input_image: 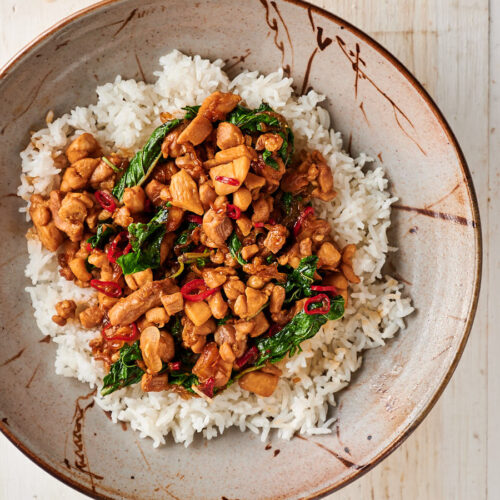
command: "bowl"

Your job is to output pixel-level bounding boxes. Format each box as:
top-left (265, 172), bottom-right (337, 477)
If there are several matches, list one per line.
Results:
top-left (0, 0), bottom-right (481, 498)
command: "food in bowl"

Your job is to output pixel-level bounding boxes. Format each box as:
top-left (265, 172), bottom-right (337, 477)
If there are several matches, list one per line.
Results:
top-left (18, 50), bottom-right (413, 446)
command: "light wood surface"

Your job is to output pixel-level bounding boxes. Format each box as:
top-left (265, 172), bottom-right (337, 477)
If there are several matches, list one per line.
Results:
top-left (0, 1), bottom-right (494, 499)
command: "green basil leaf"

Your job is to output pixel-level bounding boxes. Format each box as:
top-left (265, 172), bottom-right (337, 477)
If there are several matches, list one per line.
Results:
top-left (182, 105), bottom-right (201, 120)
top-left (262, 149), bottom-right (280, 170)
top-left (228, 232), bottom-right (248, 266)
top-left (282, 256), bottom-right (318, 304)
top-left (87, 223), bottom-right (117, 249)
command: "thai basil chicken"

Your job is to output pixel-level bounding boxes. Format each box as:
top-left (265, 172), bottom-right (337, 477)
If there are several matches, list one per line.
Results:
top-left (29, 91), bottom-right (359, 399)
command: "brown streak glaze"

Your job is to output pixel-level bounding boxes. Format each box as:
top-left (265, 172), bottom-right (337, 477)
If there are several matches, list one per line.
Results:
top-left (359, 101), bottom-right (369, 125)
top-left (307, 5), bottom-right (315, 31)
top-left (425, 183), bottom-right (461, 210)
top-left (0, 347), bottom-right (25, 367)
top-left (271, 1), bottom-right (294, 71)
top-left (112, 8), bottom-right (137, 37)
top-left (316, 26), bottom-right (332, 51)
top-left (296, 435), bottom-right (364, 470)
top-left (377, 152), bottom-right (383, 163)
top-left (260, 0), bottom-right (289, 75)
top-left (134, 52), bottom-right (146, 82)
top-left (39, 335), bottom-right (51, 343)
top-left (225, 49), bottom-right (251, 71)
top-left (25, 363), bottom-right (40, 389)
top-left (393, 204), bottom-right (476, 227)
top-left (301, 47), bottom-right (318, 95)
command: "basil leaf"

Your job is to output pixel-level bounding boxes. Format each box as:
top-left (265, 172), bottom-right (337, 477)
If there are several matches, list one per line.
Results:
top-left (168, 372), bottom-right (198, 393)
top-left (182, 105), bottom-right (201, 120)
top-left (117, 208), bottom-right (168, 275)
top-left (87, 223), bottom-right (117, 249)
top-left (112, 119), bottom-right (182, 201)
top-left (282, 256), bottom-right (318, 304)
top-left (262, 149), bottom-right (280, 170)
top-left (256, 296), bottom-right (345, 365)
top-left (228, 232), bottom-right (248, 266)
top-left (217, 312), bottom-right (233, 326)
top-left (101, 341), bottom-right (144, 396)
top-left (227, 103), bottom-right (280, 133)
top-left (175, 222), bottom-right (198, 246)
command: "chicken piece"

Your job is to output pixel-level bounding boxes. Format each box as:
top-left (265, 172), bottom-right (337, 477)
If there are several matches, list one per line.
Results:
top-left (323, 272), bottom-right (349, 304)
top-left (145, 179), bottom-right (166, 206)
top-left (161, 123), bottom-right (188, 158)
top-left (123, 186), bottom-right (146, 214)
top-left (207, 290), bottom-right (228, 319)
top-left (251, 196), bottom-right (273, 223)
top-left (160, 291), bottom-right (184, 315)
top-left (65, 133), bottom-right (99, 164)
top-left (108, 279), bottom-right (177, 326)
top-left (49, 191), bottom-right (92, 242)
top-left (232, 188), bottom-right (252, 212)
top-left (216, 122), bottom-right (244, 150)
top-left (145, 307), bottom-right (169, 327)
top-left (140, 326), bottom-right (175, 373)
top-left (60, 158), bottom-right (100, 192)
top-left (182, 317), bottom-right (207, 353)
top-left (255, 133), bottom-right (284, 152)
top-left (244, 172), bottom-right (266, 194)
top-left (55, 300), bottom-right (76, 319)
top-left (238, 370), bottom-right (279, 397)
top-left (213, 145), bottom-right (257, 166)
top-left (169, 169), bottom-right (204, 215)
top-left (253, 155), bottom-right (286, 193)
top-left (69, 257), bottom-right (92, 282)
top-left (223, 276), bottom-right (245, 300)
top-left (245, 287), bottom-right (268, 318)
top-left (312, 161), bottom-right (336, 201)
top-left (124, 268), bottom-right (153, 291)
top-left (210, 156), bottom-right (251, 196)
top-left (177, 114), bottom-right (213, 146)
top-left (152, 160), bottom-right (179, 184)
top-left (199, 183), bottom-right (217, 210)
top-left (241, 244), bottom-right (259, 261)
top-left (201, 208), bottom-right (233, 248)
top-left (297, 215), bottom-right (332, 244)
top-left (250, 311), bottom-right (270, 337)
top-left (318, 241), bottom-right (341, 270)
top-left (160, 233), bottom-right (176, 265)
top-left (163, 206), bottom-right (183, 232)
top-left (219, 342), bottom-right (236, 363)
top-left (233, 294), bottom-right (248, 318)
top-left (141, 373), bottom-right (169, 392)
top-left (79, 305), bottom-right (104, 329)
top-left (269, 286), bottom-right (285, 314)
top-left (29, 194), bottom-right (64, 251)
top-left (201, 266), bottom-right (235, 288)
top-left (341, 244), bottom-right (360, 284)
top-left (299, 237), bottom-right (313, 257)
top-left (89, 155), bottom-right (123, 190)
top-left (184, 301), bottom-right (212, 327)
top-left (263, 224), bottom-right (288, 254)
top-left (199, 91), bottom-right (241, 122)
top-left (112, 206), bottom-right (133, 228)
top-left (236, 215), bottom-right (253, 236)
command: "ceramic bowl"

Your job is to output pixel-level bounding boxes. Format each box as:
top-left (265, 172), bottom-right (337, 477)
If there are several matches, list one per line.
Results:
top-left (0, 0), bottom-right (481, 498)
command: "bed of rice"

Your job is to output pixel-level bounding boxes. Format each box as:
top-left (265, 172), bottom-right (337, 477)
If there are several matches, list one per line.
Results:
top-left (17, 50), bottom-right (413, 447)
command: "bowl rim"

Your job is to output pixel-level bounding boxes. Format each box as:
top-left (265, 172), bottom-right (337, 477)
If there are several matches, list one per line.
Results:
top-left (0, 0), bottom-right (482, 498)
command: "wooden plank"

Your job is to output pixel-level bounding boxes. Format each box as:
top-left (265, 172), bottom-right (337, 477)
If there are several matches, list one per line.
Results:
top-left (0, 1), bottom-right (491, 499)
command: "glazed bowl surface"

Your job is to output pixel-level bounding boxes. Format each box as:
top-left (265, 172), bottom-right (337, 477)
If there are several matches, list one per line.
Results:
top-left (0, 0), bottom-right (480, 498)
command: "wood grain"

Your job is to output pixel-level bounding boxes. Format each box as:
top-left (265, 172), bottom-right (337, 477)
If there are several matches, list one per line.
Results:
top-left (0, 0), bottom-right (492, 499)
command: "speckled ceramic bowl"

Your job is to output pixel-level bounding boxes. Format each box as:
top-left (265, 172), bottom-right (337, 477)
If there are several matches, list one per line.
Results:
top-left (0, 0), bottom-right (481, 498)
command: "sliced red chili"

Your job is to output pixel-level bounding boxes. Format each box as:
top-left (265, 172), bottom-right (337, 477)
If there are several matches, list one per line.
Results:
top-left (235, 346), bottom-right (259, 368)
top-left (90, 279), bottom-right (123, 298)
top-left (267, 324), bottom-right (282, 337)
top-left (107, 231), bottom-right (130, 264)
top-left (215, 175), bottom-right (240, 186)
top-left (102, 322), bottom-right (139, 342)
top-left (180, 279), bottom-right (218, 302)
top-left (311, 285), bottom-right (338, 295)
top-left (293, 206), bottom-right (315, 237)
top-left (254, 222), bottom-right (265, 228)
top-left (95, 190), bottom-right (117, 213)
top-left (268, 217), bottom-right (276, 225)
top-left (86, 243), bottom-right (92, 253)
top-left (187, 214), bottom-right (203, 224)
top-left (226, 204), bottom-right (241, 220)
top-left (304, 293), bottom-right (330, 315)
top-left (168, 361), bottom-right (181, 371)
top-left (199, 377), bottom-right (215, 398)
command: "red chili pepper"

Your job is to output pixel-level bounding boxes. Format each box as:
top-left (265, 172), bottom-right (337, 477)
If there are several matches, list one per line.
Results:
top-left (180, 279), bottom-right (218, 302)
top-left (304, 293), bottom-right (330, 315)
top-left (268, 217), bottom-right (276, 225)
top-left (90, 279), bottom-right (123, 298)
top-left (95, 190), bottom-right (117, 213)
top-left (102, 322), bottom-right (139, 342)
top-left (107, 231), bottom-right (130, 264)
top-left (254, 222), bottom-right (265, 228)
top-left (235, 346), bottom-right (259, 368)
top-left (226, 204), bottom-right (241, 220)
top-left (168, 361), bottom-right (181, 371)
top-left (144, 198), bottom-right (153, 212)
top-left (86, 243), bottom-right (92, 252)
top-left (187, 214), bottom-right (203, 224)
top-left (311, 285), bottom-right (338, 295)
top-left (199, 377), bottom-right (215, 398)
top-left (215, 175), bottom-right (240, 186)
top-left (267, 324), bottom-right (282, 337)
top-left (293, 206), bottom-right (315, 237)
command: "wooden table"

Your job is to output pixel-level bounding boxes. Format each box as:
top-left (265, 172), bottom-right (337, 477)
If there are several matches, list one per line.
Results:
top-left (0, 1), bottom-right (495, 498)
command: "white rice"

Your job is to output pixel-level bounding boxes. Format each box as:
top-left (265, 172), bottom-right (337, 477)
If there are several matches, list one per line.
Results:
top-left (17, 50), bottom-right (413, 447)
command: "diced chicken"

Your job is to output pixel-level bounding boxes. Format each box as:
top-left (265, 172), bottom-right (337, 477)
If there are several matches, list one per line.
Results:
top-left (255, 133), bottom-right (284, 152)
top-left (245, 287), bottom-right (268, 318)
top-left (263, 224), bottom-right (288, 253)
top-left (169, 169), bottom-right (204, 215)
top-left (250, 311), bottom-right (270, 337)
top-left (141, 373), bottom-right (169, 392)
top-left (79, 305), bottom-right (104, 328)
top-left (199, 91), bottom-right (241, 122)
top-left (145, 179), bottom-right (166, 206)
top-left (312, 161), bottom-right (336, 201)
top-left (49, 191), bottom-right (92, 242)
top-left (160, 291), bottom-right (184, 315)
top-left (60, 158), bottom-right (100, 192)
top-left (244, 172), bottom-right (266, 193)
top-left (124, 268), bottom-right (153, 291)
top-left (108, 279), bottom-right (177, 326)
top-left (145, 307), bottom-right (169, 327)
top-left (161, 124), bottom-right (188, 158)
top-left (270, 286), bottom-right (285, 314)
top-left (177, 114), bottom-right (213, 146)
top-left (232, 188), bottom-right (252, 211)
top-left (201, 208), bottom-right (233, 248)
top-left (66, 133), bottom-right (100, 164)
top-left (29, 194), bottom-right (64, 251)
top-left (199, 183), bottom-right (217, 210)
top-left (253, 155), bottom-right (286, 193)
top-left (223, 276), bottom-right (245, 300)
top-left (202, 266), bottom-right (235, 288)
top-left (68, 257), bottom-right (92, 282)
top-left (184, 300), bottom-right (212, 326)
top-left (181, 318), bottom-right (206, 353)
top-left (236, 215), bottom-right (252, 236)
top-left (251, 196), bottom-right (273, 223)
top-left (89, 155), bottom-right (123, 190)
top-left (113, 206), bottom-right (133, 228)
top-left (238, 370), bottom-right (279, 397)
top-left (140, 326), bottom-right (175, 374)
top-left (207, 290), bottom-right (228, 319)
top-left (241, 244), bottom-right (259, 261)
top-left (210, 156), bottom-right (251, 196)
top-left (213, 145), bottom-right (257, 166)
top-left (165, 206), bottom-right (184, 232)
top-left (216, 122), bottom-right (244, 150)
top-left (317, 241), bottom-right (341, 270)
top-left (123, 186), bottom-right (146, 214)
top-left (152, 160), bottom-right (179, 184)
top-left (341, 244), bottom-right (360, 284)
